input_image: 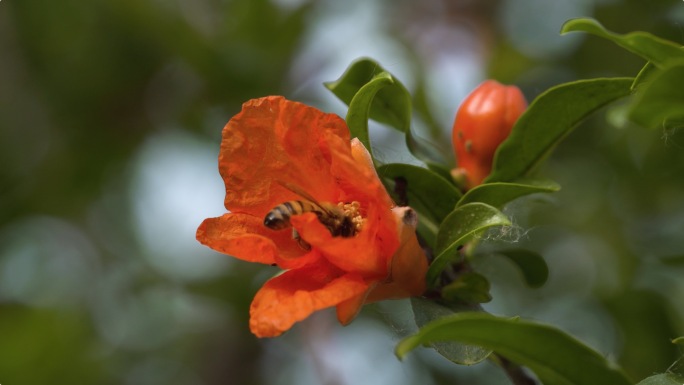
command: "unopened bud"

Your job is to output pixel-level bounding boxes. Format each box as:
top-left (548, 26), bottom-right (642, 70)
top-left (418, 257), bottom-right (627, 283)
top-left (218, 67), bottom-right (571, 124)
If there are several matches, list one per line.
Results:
top-left (451, 80), bottom-right (527, 189)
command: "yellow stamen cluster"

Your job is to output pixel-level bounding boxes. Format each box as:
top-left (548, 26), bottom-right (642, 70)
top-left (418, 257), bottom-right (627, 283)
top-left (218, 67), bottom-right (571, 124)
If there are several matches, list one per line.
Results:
top-left (339, 201), bottom-right (364, 233)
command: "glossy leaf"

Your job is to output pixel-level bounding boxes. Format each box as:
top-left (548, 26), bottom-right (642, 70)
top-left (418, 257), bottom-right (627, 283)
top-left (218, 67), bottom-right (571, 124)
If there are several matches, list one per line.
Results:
top-left (457, 179), bottom-right (560, 209)
top-left (636, 373), bottom-right (684, 385)
top-left (325, 58), bottom-right (449, 165)
top-left (442, 271), bottom-right (492, 303)
top-left (396, 312), bottom-right (632, 385)
top-left (378, 163), bottom-right (462, 224)
top-left (411, 298), bottom-right (491, 365)
top-left (325, 58), bottom-right (412, 132)
top-left (629, 61), bottom-right (684, 129)
top-left (427, 203), bottom-right (510, 285)
top-left (496, 249), bottom-right (549, 288)
top-left (487, 78), bottom-right (633, 183)
top-left (561, 18), bottom-right (684, 67)
top-left (344, 72), bottom-right (395, 158)
top-left (379, 163), bottom-right (461, 248)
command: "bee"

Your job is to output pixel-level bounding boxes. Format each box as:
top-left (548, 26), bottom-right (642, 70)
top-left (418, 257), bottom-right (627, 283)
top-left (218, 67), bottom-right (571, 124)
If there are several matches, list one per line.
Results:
top-left (263, 182), bottom-right (363, 249)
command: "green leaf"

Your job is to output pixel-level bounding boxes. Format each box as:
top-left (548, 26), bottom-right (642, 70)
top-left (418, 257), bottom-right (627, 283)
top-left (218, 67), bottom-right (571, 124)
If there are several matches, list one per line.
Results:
top-left (487, 78), bottom-right (633, 183)
top-left (632, 62), bottom-right (657, 90)
top-left (629, 61), bottom-right (684, 129)
top-left (325, 58), bottom-right (450, 165)
top-left (442, 271), bottom-right (492, 303)
top-left (457, 179), bottom-right (560, 209)
top-left (561, 18), bottom-right (684, 67)
top-left (426, 162), bottom-right (454, 182)
top-left (325, 58), bottom-right (412, 132)
top-left (496, 249), bottom-right (549, 288)
top-left (379, 163), bottom-right (461, 249)
top-left (344, 72), bottom-right (395, 158)
top-left (396, 312), bottom-right (632, 385)
top-left (405, 129), bottom-right (451, 166)
top-left (411, 298), bottom-right (491, 365)
top-left (636, 373), bottom-right (684, 385)
top-left (378, 163), bottom-right (462, 224)
top-left (672, 336), bottom-right (684, 346)
top-left (427, 203), bottom-right (510, 285)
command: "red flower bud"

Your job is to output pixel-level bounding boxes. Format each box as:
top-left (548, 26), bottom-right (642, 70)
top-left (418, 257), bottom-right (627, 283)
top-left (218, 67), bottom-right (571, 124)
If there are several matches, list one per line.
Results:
top-left (451, 80), bottom-right (527, 189)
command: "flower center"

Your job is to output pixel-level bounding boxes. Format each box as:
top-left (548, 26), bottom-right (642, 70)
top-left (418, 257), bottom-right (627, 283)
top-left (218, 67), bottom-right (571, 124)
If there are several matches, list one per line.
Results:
top-left (338, 201), bottom-right (364, 233)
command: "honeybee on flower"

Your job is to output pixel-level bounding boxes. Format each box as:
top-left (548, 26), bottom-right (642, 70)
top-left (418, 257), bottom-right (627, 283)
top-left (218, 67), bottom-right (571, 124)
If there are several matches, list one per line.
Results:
top-left (197, 96), bottom-right (428, 338)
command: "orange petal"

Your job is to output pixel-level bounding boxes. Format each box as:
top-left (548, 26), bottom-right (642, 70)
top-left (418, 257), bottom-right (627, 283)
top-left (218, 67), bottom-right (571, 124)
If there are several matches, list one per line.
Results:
top-left (338, 208), bottom-right (429, 323)
top-left (290, 213), bottom-right (388, 276)
top-left (335, 282), bottom-right (377, 325)
top-left (197, 213), bottom-right (320, 269)
top-left (327, 134), bottom-right (395, 213)
top-left (218, 96), bottom-right (350, 217)
top-left (290, 134), bottom-right (399, 276)
top-left (349, 138), bottom-right (376, 177)
top-left (366, 207), bottom-right (428, 302)
top-left (249, 262), bottom-right (368, 337)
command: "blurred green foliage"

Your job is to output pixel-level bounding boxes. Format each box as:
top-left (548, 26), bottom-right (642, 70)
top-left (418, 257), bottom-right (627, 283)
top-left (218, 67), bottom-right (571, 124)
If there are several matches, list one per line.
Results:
top-left (1, 0), bottom-right (684, 384)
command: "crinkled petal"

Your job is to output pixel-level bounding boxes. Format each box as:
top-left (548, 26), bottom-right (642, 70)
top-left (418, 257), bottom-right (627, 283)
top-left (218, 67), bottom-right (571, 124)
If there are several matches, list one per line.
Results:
top-left (291, 214), bottom-right (387, 276)
top-left (219, 96), bottom-right (350, 217)
top-left (326, 134), bottom-right (395, 214)
top-left (249, 262), bottom-right (368, 337)
top-left (288, 135), bottom-right (400, 275)
top-left (197, 213), bottom-right (319, 269)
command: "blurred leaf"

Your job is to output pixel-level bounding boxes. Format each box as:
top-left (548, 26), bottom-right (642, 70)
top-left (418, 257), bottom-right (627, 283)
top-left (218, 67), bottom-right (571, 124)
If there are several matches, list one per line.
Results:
top-left (604, 290), bottom-right (679, 380)
top-left (426, 162), bottom-right (454, 182)
top-left (0, 306), bottom-right (103, 384)
top-left (442, 271), bottom-right (492, 303)
top-left (496, 249), bottom-right (549, 288)
top-left (629, 61), bottom-right (684, 129)
top-left (659, 255), bottom-right (684, 266)
top-left (561, 18), bottom-right (684, 67)
top-left (672, 336), bottom-right (684, 346)
top-left (411, 298), bottom-right (491, 365)
top-left (457, 179), bottom-right (560, 209)
top-left (636, 373), bottom-right (684, 385)
top-left (406, 130), bottom-right (451, 166)
top-left (632, 62), bottom-right (657, 90)
top-left (412, 77), bottom-right (448, 141)
top-left (428, 203), bottom-right (510, 286)
top-left (487, 78), bottom-right (633, 183)
top-left (396, 312), bottom-right (632, 385)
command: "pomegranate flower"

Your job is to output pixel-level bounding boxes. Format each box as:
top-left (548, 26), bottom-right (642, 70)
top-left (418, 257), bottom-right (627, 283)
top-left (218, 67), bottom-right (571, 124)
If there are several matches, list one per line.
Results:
top-left (452, 80), bottom-right (527, 189)
top-left (197, 96), bottom-right (427, 338)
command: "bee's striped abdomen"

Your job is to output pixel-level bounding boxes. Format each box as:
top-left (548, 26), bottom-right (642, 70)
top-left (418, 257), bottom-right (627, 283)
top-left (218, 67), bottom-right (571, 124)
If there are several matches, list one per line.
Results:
top-left (263, 200), bottom-right (322, 230)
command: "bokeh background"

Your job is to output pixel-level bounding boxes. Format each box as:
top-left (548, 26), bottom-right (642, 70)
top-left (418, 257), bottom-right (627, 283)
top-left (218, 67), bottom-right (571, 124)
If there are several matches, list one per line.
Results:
top-left (2, 0), bottom-right (684, 384)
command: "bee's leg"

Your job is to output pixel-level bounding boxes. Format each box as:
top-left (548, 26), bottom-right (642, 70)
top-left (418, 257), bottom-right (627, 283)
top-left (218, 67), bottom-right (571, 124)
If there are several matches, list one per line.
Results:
top-left (292, 228), bottom-right (311, 251)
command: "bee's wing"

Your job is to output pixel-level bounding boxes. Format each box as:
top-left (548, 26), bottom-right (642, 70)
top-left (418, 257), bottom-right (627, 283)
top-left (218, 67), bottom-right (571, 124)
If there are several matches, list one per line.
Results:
top-left (276, 181), bottom-right (336, 215)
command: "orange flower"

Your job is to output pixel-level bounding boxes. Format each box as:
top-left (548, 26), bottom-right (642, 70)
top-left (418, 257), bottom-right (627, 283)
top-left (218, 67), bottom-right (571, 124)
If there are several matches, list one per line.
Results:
top-left (452, 80), bottom-right (527, 189)
top-left (196, 96), bottom-right (427, 338)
